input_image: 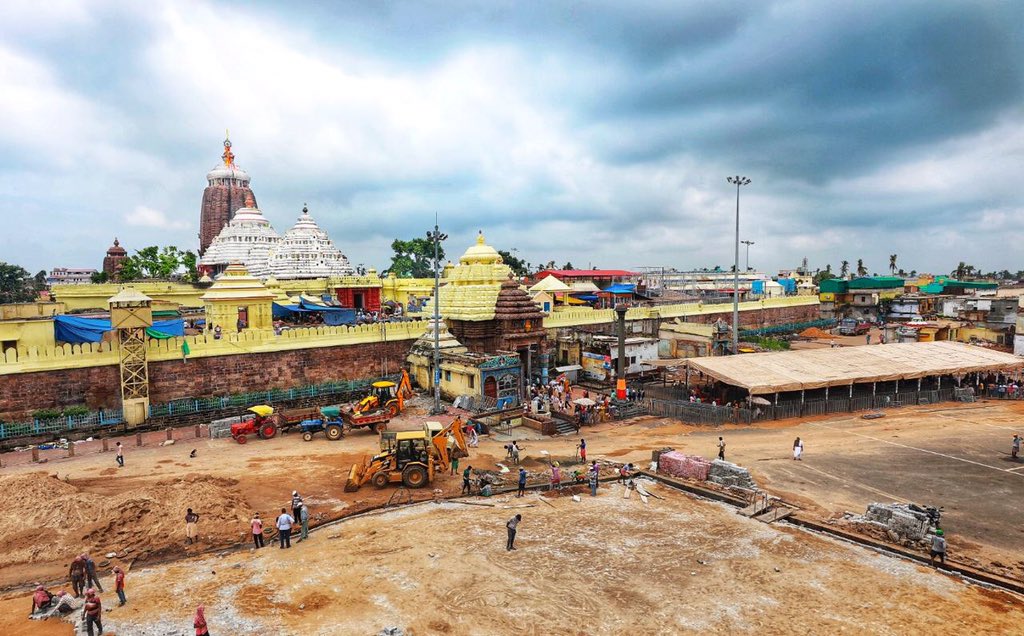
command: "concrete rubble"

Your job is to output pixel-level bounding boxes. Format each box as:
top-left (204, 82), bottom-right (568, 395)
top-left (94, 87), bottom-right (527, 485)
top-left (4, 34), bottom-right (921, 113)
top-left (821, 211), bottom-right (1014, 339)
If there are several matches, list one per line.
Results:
top-left (852, 503), bottom-right (934, 543)
top-left (209, 416), bottom-right (242, 439)
top-left (708, 460), bottom-right (757, 490)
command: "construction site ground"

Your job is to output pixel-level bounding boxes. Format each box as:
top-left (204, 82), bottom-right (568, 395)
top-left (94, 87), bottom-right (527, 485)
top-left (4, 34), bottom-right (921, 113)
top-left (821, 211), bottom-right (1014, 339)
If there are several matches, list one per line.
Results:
top-left (2, 397), bottom-right (1023, 633)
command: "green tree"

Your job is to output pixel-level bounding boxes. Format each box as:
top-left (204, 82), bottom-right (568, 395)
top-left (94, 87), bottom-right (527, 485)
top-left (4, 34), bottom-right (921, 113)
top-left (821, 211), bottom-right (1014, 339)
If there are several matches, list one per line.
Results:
top-left (562, 262), bottom-right (575, 270)
top-left (0, 262), bottom-right (37, 303)
top-left (889, 254), bottom-right (897, 274)
top-left (856, 259), bottom-right (867, 276)
top-left (90, 271), bottom-right (109, 284)
top-left (498, 250), bottom-right (529, 277)
top-left (386, 238), bottom-right (445, 278)
top-left (180, 250), bottom-right (198, 283)
top-left (840, 260), bottom-right (849, 278)
top-left (813, 265), bottom-right (835, 285)
top-left (119, 246), bottom-right (194, 280)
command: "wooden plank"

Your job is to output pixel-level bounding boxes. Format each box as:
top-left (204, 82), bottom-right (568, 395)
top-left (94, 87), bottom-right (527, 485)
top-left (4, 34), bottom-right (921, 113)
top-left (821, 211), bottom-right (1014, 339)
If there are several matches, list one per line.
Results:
top-left (449, 500), bottom-right (496, 508)
top-left (755, 508), bottom-right (793, 524)
top-left (738, 500), bottom-right (769, 517)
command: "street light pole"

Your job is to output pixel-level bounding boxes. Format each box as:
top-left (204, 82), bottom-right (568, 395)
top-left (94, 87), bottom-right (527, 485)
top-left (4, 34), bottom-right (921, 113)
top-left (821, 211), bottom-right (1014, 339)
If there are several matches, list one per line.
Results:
top-left (427, 219), bottom-right (448, 415)
top-left (727, 176), bottom-right (751, 354)
top-left (741, 240), bottom-right (755, 271)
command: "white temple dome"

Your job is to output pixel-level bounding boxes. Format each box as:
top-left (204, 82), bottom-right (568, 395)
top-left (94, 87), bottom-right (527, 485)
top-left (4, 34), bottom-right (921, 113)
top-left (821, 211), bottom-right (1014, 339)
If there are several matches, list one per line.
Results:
top-left (266, 205), bottom-right (355, 279)
top-left (459, 231), bottom-right (503, 265)
top-left (198, 195), bottom-right (280, 277)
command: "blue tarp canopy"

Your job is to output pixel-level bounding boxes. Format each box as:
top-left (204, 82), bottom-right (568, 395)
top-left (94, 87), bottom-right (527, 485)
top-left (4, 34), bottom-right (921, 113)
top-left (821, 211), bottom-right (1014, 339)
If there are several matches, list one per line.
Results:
top-left (273, 301), bottom-right (356, 325)
top-left (54, 315), bottom-right (185, 344)
top-left (601, 283), bottom-right (636, 294)
top-left (574, 294), bottom-right (599, 301)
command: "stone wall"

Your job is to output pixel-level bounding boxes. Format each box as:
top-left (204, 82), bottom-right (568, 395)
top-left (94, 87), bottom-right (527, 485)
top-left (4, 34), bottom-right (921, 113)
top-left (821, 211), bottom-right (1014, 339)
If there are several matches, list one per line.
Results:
top-left (0, 339), bottom-right (412, 420)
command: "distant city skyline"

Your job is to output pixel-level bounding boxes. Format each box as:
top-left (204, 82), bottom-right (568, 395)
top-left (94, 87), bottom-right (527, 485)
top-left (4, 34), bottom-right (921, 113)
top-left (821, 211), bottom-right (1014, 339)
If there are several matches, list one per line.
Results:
top-left (1, 1), bottom-right (1022, 277)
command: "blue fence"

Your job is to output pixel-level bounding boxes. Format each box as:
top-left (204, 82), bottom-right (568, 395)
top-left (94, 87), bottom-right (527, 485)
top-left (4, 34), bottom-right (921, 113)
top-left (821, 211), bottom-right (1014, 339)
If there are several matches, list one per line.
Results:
top-left (146, 376), bottom-right (397, 419)
top-left (0, 410), bottom-right (124, 441)
top-left (0, 375), bottom-right (397, 442)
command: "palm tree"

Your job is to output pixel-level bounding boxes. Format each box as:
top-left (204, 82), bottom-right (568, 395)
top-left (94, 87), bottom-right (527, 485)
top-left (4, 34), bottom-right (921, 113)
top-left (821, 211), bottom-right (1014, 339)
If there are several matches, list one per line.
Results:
top-left (856, 259), bottom-right (867, 276)
top-left (953, 262), bottom-right (967, 280)
top-left (889, 254), bottom-right (897, 274)
top-left (840, 260), bottom-right (849, 278)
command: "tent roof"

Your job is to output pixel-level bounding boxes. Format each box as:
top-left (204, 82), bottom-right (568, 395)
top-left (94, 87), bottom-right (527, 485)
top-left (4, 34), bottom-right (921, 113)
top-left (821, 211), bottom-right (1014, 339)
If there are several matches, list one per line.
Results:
top-left (529, 276), bottom-right (571, 292)
top-left (685, 341), bottom-right (1023, 395)
top-left (601, 283), bottom-right (636, 294)
top-left (570, 281), bottom-right (601, 293)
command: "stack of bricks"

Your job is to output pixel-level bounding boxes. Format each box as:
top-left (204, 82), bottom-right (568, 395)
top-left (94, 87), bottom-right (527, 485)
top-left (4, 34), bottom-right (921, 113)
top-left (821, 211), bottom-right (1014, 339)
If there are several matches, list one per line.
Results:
top-left (658, 451), bottom-right (712, 481)
top-left (708, 460), bottom-right (758, 490)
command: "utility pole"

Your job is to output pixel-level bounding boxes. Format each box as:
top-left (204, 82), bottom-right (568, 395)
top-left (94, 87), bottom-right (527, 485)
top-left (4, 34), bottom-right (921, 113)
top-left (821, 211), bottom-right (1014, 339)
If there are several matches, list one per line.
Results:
top-left (741, 240), bottom-right (755, 271)
top-left (615, 303), bottom-right (628, 400)
top-left (727, 176), bottom-right (751, 354)
top-left (427, 219), bottom-right (448, 415)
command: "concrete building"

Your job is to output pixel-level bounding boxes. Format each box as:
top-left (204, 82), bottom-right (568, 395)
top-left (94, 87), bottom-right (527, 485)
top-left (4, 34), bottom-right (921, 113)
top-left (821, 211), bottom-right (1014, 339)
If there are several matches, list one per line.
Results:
top-left (46, 267), bottom-right (97, 285)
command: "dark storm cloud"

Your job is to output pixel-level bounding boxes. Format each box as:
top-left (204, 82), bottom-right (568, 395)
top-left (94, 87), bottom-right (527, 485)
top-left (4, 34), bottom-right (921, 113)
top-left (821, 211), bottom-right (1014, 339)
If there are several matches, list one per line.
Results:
top-left (0, 0), bottom-right (1022, 276)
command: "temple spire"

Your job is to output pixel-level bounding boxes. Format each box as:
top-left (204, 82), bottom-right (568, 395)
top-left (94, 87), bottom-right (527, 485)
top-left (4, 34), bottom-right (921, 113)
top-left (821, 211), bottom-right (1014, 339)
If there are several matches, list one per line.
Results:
top-left (222, 131), bottom-right (234, 167)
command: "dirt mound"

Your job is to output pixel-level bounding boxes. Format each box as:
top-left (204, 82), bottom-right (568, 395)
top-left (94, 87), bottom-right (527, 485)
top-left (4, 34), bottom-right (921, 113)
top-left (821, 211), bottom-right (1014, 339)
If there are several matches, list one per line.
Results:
top-left (0, 472), bottom-right (253, 577)
top-left (799, 327), bottom-right (834, 339)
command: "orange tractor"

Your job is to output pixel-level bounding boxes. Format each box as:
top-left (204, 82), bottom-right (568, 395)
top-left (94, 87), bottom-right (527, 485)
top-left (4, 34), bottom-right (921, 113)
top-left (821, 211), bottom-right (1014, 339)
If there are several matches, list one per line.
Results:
top-left (230, 405), bottom-right (279, 444)
top-left (331, 370), bottom-right (413, 439)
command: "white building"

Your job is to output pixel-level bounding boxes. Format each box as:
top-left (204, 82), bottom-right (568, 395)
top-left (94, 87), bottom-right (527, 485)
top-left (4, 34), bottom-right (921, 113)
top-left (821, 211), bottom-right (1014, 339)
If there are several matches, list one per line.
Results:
top-left (198, 198), bottom-right (281, 278)
top-left (266, 205), bottom-right (354, 279)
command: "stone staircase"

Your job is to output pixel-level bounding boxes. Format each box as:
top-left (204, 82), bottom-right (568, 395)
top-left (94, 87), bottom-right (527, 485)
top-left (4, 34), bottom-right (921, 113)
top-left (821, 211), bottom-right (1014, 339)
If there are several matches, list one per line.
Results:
top-left (614, 401), bottom-right (649, 419)
top-left (553, 419), bottom-right (578, 435)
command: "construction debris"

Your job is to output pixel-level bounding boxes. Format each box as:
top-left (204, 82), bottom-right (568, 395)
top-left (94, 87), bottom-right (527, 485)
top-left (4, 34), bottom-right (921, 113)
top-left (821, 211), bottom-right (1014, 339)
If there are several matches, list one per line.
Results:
top-left (657, 451), bottom-right (712, 480)
top-left (708, 460), bottom-right (757, 490)
top-left (847, 503), bottom-right (935, 544)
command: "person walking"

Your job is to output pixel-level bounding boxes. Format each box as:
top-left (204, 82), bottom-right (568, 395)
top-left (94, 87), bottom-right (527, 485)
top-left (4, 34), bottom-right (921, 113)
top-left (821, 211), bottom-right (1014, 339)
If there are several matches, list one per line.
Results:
top-left (462, 465), bottom-right (473, 495)
top-left (82, 588), bottom-right (102, 636)
top-left (113, 566), bottom-right (126, 606)
top-left (717, 436), bottom-right (726, 461)
top-left (589, 466), bottom-right (598, 497)
top-left (276, 508), bottom-right (294, 549)
top-left (194, 604), bottom-right (210, 636)
top-left (517, 467), bottom-right (527, 497)
top-left (450, 454), bottom-right (459, 477)
top-left (115, 441), bottom-right (124, 468)
top-left (793, 437), bottom-right (803, 461)
top-left (506, 514), bottom-right (522, 551)
top-left (81, 554), bottom-right (103, 592)
top-left (929, 529), bottom-right (947, 566)
top-left (298, 504), bottom-right (309, 542)
top-left (291, 491), bottom-right (304, 524)
top-left (185, 508), bottom-right (200, 545)
top-left (69, 557), bottom-right (86, 597)
top-left (579, 438), bottom-right (587, 463)
top-left (251, 512), bottom-right (264, 548)
top-left (550, 462), bottom-right (561, 491)
top-left (1012, 434), bottom-right (1021, 460)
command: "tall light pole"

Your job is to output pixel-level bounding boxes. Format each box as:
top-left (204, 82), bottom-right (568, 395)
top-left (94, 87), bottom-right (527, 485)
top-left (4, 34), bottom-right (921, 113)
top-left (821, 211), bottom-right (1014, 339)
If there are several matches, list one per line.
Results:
top-left (427, 220), bottom-right (448, 415)
top-left (741, 240), bottom-right (755, 271)
top-left (727, 176), bottom-right (751, 354)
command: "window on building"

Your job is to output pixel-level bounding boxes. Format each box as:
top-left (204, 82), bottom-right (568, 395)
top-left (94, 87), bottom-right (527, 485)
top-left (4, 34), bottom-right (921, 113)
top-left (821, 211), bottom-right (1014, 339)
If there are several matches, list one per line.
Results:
top-left (444, 370), bottom-right (452, 382)
top-left (629, 356), bottom-right (637, 365)
top-left (468, 375), bottom-right (475, 389)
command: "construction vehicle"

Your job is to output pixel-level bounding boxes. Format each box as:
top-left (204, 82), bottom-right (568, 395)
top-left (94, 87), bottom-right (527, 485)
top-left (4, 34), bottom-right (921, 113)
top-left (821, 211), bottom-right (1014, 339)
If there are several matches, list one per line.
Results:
top-left (230, 405), bottom-right (278, 444)
top-left (333, 370), bottom-right (413, 438)
top-left (345, 416), bottom-right (468, 491)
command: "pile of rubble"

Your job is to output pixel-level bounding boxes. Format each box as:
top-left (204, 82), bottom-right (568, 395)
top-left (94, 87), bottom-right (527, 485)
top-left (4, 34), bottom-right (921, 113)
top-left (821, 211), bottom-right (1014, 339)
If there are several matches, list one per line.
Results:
top-left (209, 415), bottom-right (243, 439)
top-left (656, 452), bottom-right (757, 491)
top-left (844, 502), bottom-right (936, 546)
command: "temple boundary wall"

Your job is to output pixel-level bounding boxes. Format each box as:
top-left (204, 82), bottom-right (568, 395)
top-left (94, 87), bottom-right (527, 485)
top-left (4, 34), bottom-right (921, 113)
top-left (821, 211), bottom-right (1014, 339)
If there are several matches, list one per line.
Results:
top-left (0, 296), bottom-right (818, 375)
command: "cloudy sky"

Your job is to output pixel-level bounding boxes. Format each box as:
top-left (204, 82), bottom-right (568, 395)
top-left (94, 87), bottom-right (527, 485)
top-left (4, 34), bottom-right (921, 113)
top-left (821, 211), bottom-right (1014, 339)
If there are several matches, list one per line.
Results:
top-left (2, 0), bottom-right (1022, 277)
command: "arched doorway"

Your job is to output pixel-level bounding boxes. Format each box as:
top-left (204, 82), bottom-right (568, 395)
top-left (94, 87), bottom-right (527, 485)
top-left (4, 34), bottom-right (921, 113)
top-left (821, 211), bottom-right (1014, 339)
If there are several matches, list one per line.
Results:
top-left (484, 376), bottom-right (497, 398)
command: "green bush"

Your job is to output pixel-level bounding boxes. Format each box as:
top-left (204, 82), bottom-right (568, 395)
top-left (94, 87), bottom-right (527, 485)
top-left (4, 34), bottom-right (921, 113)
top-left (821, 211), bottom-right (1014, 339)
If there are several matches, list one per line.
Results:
top-left (32, 408), bottom-right (62, 421)
top-left (62, 405), bottom-right (91, 417)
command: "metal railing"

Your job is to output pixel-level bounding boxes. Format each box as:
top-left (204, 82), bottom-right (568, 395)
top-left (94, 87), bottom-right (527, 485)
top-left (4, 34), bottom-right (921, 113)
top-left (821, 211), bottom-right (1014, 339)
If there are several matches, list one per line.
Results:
top-left (0, 410), bottom-right (124, 441)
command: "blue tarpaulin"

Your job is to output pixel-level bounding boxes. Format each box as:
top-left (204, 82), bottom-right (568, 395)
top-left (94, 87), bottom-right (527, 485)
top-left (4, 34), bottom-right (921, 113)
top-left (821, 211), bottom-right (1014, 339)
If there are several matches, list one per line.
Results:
top-left (601, 283), bottom-right (636, 294)
top-left (54, 315), bottom-right (185, 344)
top-left (273, 301), bottom-right (357, 325)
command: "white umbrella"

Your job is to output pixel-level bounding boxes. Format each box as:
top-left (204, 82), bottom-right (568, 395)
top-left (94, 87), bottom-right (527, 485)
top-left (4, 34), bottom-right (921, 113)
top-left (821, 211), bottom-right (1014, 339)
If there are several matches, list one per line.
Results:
top-left (749, 396), bottom-right (771, 406)
top-left (573, 397), bottom-right (596, 406)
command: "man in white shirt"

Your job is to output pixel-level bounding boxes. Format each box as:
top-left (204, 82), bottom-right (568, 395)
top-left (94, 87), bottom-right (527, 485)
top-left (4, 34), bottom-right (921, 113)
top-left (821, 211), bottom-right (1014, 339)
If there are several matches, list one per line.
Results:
top-left (506, 514), bottom-right (522, 551)
top-left (276, 508), bottom-right (294, 549)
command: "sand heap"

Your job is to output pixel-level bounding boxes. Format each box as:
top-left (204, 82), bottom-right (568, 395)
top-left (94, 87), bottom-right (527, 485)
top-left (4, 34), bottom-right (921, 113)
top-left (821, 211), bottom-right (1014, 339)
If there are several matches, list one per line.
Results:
top-left (0, 472), bottom-right (253, 572)
top-left (799, 326), bottom-right (834, 339)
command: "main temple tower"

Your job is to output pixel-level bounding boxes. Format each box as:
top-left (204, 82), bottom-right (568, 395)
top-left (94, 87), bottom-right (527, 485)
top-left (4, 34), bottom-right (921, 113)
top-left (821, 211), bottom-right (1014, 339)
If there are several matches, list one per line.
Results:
top-left (198, 134), bottom-right (257, 255)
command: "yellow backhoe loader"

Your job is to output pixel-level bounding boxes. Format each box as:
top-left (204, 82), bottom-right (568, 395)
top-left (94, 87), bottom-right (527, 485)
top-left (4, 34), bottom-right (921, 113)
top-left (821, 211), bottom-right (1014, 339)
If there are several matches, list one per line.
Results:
top-left (345, 416), bottom-right (468, 491)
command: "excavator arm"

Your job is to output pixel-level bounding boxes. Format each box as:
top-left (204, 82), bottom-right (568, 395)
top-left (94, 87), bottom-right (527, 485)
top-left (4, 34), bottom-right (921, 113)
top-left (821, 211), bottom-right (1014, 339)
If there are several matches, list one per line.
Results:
top-left (431, 416), bottom-right (469, 471)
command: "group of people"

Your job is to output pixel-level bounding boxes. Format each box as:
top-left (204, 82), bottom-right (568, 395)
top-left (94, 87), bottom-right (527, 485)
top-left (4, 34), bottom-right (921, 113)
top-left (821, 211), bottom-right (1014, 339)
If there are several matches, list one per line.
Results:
top-left (247, 490), bottom-right (310, 550)
top-left (33, 556), bottom-right (128, 636)
top-left (715, 435), bottom-right (804, 461)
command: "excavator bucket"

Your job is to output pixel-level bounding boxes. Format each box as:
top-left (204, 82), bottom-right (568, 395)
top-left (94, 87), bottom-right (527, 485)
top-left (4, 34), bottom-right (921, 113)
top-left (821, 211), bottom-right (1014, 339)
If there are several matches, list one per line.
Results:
top-left (345, 458), bottom-right (366, 492)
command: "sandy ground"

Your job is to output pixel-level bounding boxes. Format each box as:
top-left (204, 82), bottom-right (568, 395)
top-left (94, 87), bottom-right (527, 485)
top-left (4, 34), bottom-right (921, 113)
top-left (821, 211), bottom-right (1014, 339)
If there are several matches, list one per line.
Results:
top-left (4, 395), bottom-right (1024, 633)
top-left (6, 485), bottom-right (1022, 635)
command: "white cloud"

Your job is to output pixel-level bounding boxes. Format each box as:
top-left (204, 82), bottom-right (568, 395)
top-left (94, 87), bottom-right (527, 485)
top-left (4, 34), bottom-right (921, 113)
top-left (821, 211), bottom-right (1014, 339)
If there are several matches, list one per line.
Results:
top-left (124, 206), bottom-right (190, 230)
